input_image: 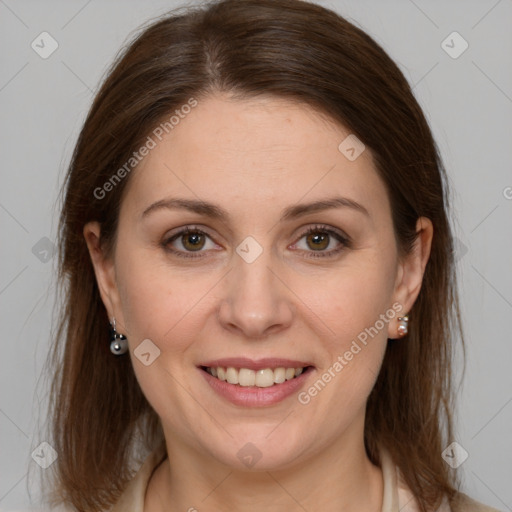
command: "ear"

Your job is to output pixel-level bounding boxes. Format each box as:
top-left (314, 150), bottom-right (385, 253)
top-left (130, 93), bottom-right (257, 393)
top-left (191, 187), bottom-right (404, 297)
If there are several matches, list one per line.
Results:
top-left (83, 222), bottom-right (123, 326)
top-left (389, 217), bottom-right (433, 338)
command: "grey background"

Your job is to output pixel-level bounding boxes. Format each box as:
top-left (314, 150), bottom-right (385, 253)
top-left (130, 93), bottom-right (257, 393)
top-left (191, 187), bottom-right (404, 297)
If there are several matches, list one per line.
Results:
top-left (1, 0), bottom-right (511, 510)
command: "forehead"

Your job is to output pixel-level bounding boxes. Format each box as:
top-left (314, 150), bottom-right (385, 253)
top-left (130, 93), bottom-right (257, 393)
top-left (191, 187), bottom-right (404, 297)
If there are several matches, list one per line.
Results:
top-left (121, 93), bottom-right (390, 224)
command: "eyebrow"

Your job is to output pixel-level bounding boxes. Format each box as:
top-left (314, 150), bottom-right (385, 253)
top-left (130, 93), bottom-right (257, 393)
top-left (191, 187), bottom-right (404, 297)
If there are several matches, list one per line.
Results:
top-left (141, 196), bottom-right (369, 222)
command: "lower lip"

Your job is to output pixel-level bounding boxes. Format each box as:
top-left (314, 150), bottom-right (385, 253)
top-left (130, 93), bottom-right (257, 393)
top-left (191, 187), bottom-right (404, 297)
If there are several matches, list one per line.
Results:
top-left (198, 367), bottom-right (314, 407)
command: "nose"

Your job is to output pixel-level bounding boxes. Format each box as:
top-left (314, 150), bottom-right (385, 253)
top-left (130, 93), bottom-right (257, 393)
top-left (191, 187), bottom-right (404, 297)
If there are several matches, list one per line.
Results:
top-left (217, 246), bottom-right (294, 339)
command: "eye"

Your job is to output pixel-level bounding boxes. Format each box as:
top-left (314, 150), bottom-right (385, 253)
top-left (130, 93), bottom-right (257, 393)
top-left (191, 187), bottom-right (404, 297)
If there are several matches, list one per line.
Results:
top-left (291, 224), bottom-right (350, 258)
top-left (162, 226), bottom-right (218, 258)
top-left (162, 224), bottom-right (350, 260)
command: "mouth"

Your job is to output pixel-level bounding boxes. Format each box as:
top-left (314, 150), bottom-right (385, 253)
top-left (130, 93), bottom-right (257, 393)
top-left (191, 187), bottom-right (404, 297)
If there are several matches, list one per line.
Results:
top-left (199, 365), bottom-right (315, 388)
top-left (197, 358), bottom-right (316, 407)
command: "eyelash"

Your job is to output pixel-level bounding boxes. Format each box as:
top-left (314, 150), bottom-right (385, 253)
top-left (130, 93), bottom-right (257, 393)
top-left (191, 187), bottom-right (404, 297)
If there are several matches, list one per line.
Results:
top-left (162, 224), bottom-right (350, 260)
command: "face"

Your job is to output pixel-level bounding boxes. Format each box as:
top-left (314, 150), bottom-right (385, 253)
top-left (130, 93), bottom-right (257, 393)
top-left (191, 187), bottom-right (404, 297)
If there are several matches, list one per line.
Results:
top-left (85, 93), bottom-right (431, 471)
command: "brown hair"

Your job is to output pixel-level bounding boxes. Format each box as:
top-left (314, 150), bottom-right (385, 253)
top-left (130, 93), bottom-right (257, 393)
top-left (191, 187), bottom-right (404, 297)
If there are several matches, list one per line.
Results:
top-left (43, 0), bottom-right (464, 510)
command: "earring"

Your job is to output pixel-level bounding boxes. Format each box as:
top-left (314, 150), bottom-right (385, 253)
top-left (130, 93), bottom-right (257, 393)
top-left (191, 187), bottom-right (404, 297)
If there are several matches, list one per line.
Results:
top-left (397, 315), bottom-right (409, 337)
top-left (110, 318), bottom-right (128, 355)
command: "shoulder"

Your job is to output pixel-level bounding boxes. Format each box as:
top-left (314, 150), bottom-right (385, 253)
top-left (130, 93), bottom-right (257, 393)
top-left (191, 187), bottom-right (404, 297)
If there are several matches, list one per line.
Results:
top-left (380, 446), bottom-right (501, 512)
top-left (450, 492), bottom-right (503, 512)
top-left (110, 443), bottom-right (168, 512)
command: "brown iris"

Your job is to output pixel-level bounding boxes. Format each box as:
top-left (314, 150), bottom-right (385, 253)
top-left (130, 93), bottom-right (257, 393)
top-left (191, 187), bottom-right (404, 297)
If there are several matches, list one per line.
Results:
top-left (306, 231), bottom-right (329, 251)
top-left (181, 231), bottom-right (206, 251)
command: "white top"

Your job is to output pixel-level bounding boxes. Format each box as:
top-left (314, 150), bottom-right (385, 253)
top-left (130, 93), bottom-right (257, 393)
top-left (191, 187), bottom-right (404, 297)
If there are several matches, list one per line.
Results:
top-left (109, 444), bottom-right (500, 512)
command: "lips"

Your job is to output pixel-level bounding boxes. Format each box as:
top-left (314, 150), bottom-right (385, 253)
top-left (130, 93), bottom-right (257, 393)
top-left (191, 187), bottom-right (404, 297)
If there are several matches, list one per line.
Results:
top-left (197, 357), bottom-right (314, 371)
top-left (198, 363), bottom-right (315, 407)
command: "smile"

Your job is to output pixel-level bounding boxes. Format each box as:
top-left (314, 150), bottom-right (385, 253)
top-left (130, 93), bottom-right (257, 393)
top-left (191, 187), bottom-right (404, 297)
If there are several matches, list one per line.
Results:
top-left (198, 365), bottom-right (315, 407)
top-left (201, 366), bottom-right (310, 388)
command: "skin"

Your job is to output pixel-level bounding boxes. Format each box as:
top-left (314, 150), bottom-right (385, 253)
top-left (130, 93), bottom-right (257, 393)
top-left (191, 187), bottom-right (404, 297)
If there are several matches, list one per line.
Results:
top-left (84, 93), bottom-right (433, 512)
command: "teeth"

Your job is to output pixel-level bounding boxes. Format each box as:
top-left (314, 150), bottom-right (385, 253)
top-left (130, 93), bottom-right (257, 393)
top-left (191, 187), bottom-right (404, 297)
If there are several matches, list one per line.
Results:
top-left (206, 366), bottom-right (307, 387)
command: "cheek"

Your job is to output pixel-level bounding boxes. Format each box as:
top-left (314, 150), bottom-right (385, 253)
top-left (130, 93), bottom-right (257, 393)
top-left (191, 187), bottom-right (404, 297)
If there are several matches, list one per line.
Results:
top-left (299, 254), bottom-right (396, 408)
top-left (114, 250), bottom-right (204, 421)
top-left (114, 248), bottom-right (193, 353)
top-left (308, 258), bottom-right (397, 348)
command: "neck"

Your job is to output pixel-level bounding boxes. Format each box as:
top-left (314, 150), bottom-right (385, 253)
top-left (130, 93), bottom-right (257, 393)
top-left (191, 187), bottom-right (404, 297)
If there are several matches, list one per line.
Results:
top-left (146, 420), bottom-right (383, 512)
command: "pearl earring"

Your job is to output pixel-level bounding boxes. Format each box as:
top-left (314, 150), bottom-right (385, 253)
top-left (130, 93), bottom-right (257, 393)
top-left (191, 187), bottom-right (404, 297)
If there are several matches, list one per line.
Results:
top-left (110, 318), bottom-right (128, 355)
top-left (397, 315), bottom-right (409, 337)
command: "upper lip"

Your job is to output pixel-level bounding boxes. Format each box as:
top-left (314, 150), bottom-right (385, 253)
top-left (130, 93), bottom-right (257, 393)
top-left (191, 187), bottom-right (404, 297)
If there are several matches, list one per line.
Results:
top-left (198, 357), bottom-right (314, 371)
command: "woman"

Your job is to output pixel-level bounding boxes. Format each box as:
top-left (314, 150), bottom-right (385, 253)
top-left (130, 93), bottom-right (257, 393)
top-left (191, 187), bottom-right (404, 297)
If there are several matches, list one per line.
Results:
top-left (44, 0), bottom-right (500, 510)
